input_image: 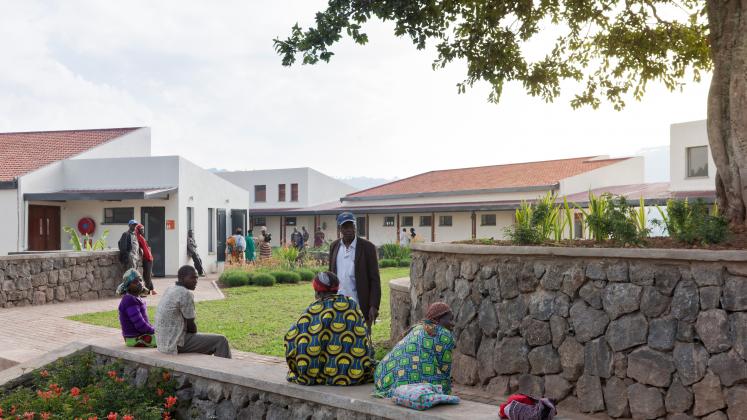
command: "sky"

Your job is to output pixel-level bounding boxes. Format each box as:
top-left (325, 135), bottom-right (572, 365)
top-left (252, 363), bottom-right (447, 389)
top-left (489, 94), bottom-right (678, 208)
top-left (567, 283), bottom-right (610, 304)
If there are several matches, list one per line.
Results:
top-left (0, 1), bottom-right (709, 180)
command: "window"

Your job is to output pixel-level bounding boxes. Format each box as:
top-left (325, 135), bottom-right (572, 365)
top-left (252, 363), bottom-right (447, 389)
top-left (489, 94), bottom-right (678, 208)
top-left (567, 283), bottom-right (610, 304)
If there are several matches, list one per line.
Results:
top-left (419, 216), bottom-right (432, 227)
top-left (278, 184), bottom-right (286, 202)
top-left (208, 208), bottom-right (214, 252)
top-left (252, 216), bottom-right (266, 227)
top-left (481, 214), bottom-right (497, 226)
top-left (187, 207), bottom-right (194, 232)
top-left (291, 183), bottom-right (299, 201)
top-left (383, 216), bottom-right (395, 227)
top-left (687, 146), bottom-right (709, 178)
top-left (401, 216), bottom-right (413, 227)
top-left (439, 215), bottom-right (453, 226)
top-left (574, 213), bottom-right (584, 239)
top-left (104, 207), bottom-right (134, 224)
top-left (285, 217), bottom-right (297, 226)
top-left (356, 216), bottom-right (367, 236)
top-left (254, 185), bottom-right (266, 202)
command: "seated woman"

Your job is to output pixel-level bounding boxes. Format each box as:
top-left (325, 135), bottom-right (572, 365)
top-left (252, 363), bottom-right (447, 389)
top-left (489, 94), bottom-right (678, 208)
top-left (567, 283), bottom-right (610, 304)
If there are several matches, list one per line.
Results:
top-left (374, 302), bottom-right (455, 397)
top-left (117, 269), bottom-right (156, 348)
top-left (284, 271), bottom-right (375, 386)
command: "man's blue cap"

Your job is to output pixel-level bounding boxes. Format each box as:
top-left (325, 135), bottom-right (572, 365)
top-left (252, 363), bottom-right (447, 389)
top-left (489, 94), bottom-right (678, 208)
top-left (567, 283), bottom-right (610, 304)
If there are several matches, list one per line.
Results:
top-left (128, 219), bottom-right (139, 225)
top-left (336, 212), bottom-right (355, 226)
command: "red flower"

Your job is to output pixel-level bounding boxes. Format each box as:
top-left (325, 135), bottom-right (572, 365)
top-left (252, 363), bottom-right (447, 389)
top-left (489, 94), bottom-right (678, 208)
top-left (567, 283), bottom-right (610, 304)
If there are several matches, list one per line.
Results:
top-left (0, 407), bottom-right (3, 415)
top-left (40, 414), bottom-right (50, 420)
top-left (122, 416), bottom-right (134, 420)
top-left (23, 412), bottom-right (34, 420)
top-left (107, 413), bottom-right (117, 420)
top-left (39, 370), bottom-right (49, 378)
top-left (10, 405), bottom-right (16, 415)
top-left (162, 414), bottom-right (171, 420)
top-left (156, 388), bottom-right (164, 396)
top-left (164, 396), bottom-right (177, 409)
top-left (70, 387), bottom-right (80, 397)
top-left (107, 371), bottom-right (117, 379)
top-left (88, 417), bottom-right (98, 420)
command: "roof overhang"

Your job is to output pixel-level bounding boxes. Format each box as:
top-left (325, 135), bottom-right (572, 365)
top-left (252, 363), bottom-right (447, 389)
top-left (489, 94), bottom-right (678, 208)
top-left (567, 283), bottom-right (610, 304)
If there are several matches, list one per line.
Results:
top-left (342, 184), bottom-right (559, 202)
top-left (24, 187), bottom-right (177, 202)
top-left (0, 179), bottom-right (18, 189)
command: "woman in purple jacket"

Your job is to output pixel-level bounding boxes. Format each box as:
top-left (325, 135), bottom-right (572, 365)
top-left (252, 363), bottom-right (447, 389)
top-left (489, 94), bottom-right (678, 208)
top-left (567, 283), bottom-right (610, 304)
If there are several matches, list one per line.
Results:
top-left (117, 269), bottom-right (156, 347)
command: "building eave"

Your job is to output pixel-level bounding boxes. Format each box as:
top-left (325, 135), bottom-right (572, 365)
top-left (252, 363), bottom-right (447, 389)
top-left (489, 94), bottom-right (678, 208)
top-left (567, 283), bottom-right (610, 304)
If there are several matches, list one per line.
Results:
top-left (341, 184), bottom-right (559, 202)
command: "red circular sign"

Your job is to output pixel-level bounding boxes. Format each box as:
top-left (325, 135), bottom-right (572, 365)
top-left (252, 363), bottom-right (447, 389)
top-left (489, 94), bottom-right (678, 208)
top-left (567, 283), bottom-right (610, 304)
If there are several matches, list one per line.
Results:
top-left (77, 217), bottom-right (96, 235)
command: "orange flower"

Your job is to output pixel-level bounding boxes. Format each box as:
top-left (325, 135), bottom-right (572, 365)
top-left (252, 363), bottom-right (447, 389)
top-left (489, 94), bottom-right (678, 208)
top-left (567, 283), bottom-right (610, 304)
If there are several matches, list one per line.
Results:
top-left (11, 406), bottom-right (17, 415)
top-left (39, 370), bottom-right (49, 378)
top-left (88, 417), bottom-right (98, 420)
top-left (164, 396), bottom-right (177, 409)
top-left (70, 387), bottom-right (80, 397)
top-left (107, 371), bottom-right (117, 378)
top-left (40, 414), bottom-right (50, 420)
top-left (162, 371), bottom-right (171, 382)
top-left (162, 414), bottom-right (171, 420)
top-left (156, 388), bottom-right (164, 396)
top-left (107, 413), bottom-right (118, 420)
top-left (23, 412), bottom-right (35, 420)
top-left (122, 416), bottom-right (134, 420)
top-left (83, 395), bottom-right (90, 403)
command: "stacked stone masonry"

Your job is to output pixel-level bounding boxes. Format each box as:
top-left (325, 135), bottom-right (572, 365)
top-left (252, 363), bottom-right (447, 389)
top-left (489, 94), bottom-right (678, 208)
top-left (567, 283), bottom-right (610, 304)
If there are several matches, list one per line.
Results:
top-left (88, 355), bottom-right (383, 420)
top-left (0, 251), bottom-right (123, 308)
top-left (406, 244), bottom-right (747, 419)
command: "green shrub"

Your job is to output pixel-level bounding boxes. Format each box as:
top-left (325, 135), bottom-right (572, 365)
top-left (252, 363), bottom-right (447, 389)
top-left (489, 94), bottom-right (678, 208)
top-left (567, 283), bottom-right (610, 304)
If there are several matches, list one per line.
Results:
top-left (578, 193), bottom-right (647, 245)
top-left (397, 258), bottom-right (412, 267)
top-left (297, 269), bottom-right (316, 281)
top-left (220, 270), bottom-right (250, 287)
top-left (656, 199), bottom-right (728, 245)
top-left (252, 273), bottom-right (276, 287)
top-left (271, 270), bottom-right (302, 284)
top-left (380, 243), bottom-right (411, 260)
top-left (379, 258), bottom-right (398, 268)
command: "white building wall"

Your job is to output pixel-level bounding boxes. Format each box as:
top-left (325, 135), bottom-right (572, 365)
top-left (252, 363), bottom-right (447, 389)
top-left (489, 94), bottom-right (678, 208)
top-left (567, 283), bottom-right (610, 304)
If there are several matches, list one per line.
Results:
top-left (367, 214), bottom-right (398, 245)
top-left (434, 212), bottom-right (472, 243)
top-left (177, 158), bottom-right (250, 275)
top-left (73, 128), bottom-right (152, 160)
top-left (669, 120), bottom-right (716, 192)
top-left (217, 168), bottom-right (310, 209)
top-left (62, 156), bottom-right (179, 190)
top-left (319, 215), bottom-right (338, 244)
top-left (307, 168), bottom-right (356, 206)
top-left (476, 211), bottom-right (514, 240)
top-left (559, 157), bottom-right (645, 196)
top-left (0, 190), bottom-right (19, 255)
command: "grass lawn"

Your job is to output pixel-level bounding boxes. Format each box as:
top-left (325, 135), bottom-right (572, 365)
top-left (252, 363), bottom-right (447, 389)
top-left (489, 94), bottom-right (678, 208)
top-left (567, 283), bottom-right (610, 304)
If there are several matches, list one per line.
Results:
top-left (68, 267), bottom-right (409, 359)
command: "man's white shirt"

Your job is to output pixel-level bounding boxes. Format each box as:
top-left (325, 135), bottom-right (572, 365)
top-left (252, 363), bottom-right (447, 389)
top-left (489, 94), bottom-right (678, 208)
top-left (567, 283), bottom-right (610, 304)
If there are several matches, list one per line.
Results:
top-left (336, 237), bottom-right (358, 303)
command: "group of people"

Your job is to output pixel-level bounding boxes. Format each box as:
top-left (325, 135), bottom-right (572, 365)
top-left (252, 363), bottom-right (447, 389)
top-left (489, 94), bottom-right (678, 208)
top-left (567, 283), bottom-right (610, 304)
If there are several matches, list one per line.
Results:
top-left (118, 220), bottom-right (157, 294)
top-left (224, 227), bottom-right (273, 265)
top-left (399, 227), bottom-right (421, 247)
top-left (115, 211), bottom-right (556, 418)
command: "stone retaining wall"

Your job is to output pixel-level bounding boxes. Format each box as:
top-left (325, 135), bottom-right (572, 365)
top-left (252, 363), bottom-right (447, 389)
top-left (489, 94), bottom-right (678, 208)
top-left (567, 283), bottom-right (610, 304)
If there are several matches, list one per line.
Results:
top-left (405, 243), bottom-right (747, 419)
top-left (0, 251), bottom-right (123, 308)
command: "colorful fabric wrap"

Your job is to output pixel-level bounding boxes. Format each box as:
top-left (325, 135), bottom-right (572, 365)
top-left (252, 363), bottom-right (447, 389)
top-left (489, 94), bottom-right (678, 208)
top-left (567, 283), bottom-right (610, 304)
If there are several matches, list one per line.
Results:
top-left (391, 383), bottom-right (460, 411)
top-left (284, 294), bottom-right (375, 386)
top-left (374, 320), bottom-right (455, 398)
top-left (124, 334), bottom-right (157, 348)
top-left (116, 268), bottom-right (143, 296)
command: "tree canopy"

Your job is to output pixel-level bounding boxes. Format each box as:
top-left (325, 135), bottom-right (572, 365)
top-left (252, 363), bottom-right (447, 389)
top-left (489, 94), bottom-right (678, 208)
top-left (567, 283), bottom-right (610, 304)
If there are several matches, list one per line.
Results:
top-left (274, 0), bottom-right (711, 110)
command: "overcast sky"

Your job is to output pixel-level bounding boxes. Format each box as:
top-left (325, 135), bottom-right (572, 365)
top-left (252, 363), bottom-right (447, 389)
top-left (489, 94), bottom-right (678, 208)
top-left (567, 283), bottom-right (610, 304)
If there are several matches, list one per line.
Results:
top-left (0, 1), bottom-right (709, 179)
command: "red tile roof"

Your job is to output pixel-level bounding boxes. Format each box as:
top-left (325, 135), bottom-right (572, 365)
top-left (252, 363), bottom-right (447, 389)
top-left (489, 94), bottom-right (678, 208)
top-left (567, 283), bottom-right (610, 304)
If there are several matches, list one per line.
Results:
top-left (346, 156), bottom-right (633, 199)
top-left (0, 127), bottom-right (141, 182)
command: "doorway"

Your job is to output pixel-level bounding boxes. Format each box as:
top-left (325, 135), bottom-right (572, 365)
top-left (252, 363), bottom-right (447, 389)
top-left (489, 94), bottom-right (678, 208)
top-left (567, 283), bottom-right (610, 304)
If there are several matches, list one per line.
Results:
top-left (231, 209), bottom-right (247, 236)
top-left (141, 207), bottom-right (166, 277)
top-left (217, 209), bottom-right (226, 262)
top-left (28, 205), bottom-right (61, 251)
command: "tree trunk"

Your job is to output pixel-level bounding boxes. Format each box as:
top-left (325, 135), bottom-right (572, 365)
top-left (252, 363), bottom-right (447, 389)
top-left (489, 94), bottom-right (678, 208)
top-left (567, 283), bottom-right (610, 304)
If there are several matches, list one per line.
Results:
top-left (706, 0), bottom-right (747, 227)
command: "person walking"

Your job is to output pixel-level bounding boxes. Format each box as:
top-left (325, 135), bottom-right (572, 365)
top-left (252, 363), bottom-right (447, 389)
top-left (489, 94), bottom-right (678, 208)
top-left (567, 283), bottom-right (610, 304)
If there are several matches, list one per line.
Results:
top-left (186, 230), bottom-right (205, 276)
top-left (136, 224), bottom-right (156, 294)
top-left (290, 227), bottom-right (300, 249)
top-left (400, 228), bottom-right (410, 247)
top-left (259, 228), bottom-right (272, 260)
top-left (245, 229), bottom-right (256, 263)
top-left (314, 227), bottom-right (325, 248)
top-left (328, 212), bottom-right (381, 328)
top-left (118, 220), bottom-right (140, 271)
top-left (301, 227), bottom-right (310, 247)
top-left (232, 228), bottom-right (246, 264)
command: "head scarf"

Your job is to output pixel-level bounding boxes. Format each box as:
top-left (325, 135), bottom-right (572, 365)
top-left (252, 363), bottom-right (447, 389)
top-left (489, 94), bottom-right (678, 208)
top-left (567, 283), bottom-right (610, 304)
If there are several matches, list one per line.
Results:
top-left (135, 223), bottom-right (144, 237)
top-left (312, 271), bottom-right (340, 294)
top-left (116, 269), bottom-right (145, 296)
top-left (425, 302), bottom-right (452, 322)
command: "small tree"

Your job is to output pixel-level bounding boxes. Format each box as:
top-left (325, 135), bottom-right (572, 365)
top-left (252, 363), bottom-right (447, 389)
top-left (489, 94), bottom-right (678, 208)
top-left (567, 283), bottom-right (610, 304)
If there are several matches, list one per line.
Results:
top-left (275, 1), bottom-right (747, 227)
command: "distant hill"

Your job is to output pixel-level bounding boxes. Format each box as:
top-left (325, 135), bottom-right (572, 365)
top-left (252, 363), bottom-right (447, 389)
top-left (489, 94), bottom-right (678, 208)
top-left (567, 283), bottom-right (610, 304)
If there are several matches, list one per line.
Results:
top-left (337, 176), bottom-right (397, 190)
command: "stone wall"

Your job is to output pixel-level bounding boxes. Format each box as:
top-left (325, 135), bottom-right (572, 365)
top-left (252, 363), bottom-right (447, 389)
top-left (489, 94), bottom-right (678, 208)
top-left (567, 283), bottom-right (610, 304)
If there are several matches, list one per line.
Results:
top-left (0, 251), bottom-right (123, 308)
top-left (389, 277), bottom-right (411, 343)
top-left (407, 243), bottom-right (747, 419)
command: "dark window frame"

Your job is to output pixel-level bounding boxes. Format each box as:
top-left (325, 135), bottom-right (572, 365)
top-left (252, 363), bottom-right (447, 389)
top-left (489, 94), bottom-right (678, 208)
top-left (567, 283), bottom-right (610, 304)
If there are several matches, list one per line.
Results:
top-left (419, 216), bottom-right (432, 227)
top-left (383, 216), bottom-right (395, 227)
top-left (278, 184), bottom-right (286, 202)
top-left (285, 217), bottom-right (297, 226)
top-left (481, 214), bottom-right (497, 226)
top-left (291, 183), bottom-right (299, 202)
top-left (254, 185), bottom-right (267, 202)
top-left (686, 146), bottom-right (709, 178)
top-left (401, 216), bottom-right (413, 227)
top-left (439, 215), bottom-right (453, 226)
top-left (252, 216), bottom-right (267, 227)
top-left (103, 207), bottom-right (134, 225)
top-left (208, 208), bottom-right (214, 252)
top-left (356, 216), bottom-right (367, 236)
top-left (187, 207), bottom-right (194, 232)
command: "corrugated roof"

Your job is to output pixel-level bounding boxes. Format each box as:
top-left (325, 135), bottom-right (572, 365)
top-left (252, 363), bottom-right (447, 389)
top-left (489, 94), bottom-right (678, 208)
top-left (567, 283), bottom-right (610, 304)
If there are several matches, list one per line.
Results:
top-left (346, 156), bottom-right (632, 199)
top-left (0, 127), bottom-right (141, 181)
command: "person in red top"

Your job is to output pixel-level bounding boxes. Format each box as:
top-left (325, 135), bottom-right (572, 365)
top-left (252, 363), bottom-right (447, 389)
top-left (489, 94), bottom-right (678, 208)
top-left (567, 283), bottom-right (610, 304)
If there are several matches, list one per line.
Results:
top-left (136, 224), bottom-right (157, 295)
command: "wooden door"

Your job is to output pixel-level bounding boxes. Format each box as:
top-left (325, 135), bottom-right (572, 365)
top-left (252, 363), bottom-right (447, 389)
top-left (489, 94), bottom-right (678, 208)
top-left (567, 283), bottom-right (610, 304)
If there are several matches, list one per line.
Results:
top-left (28, 205), bottom-right (61, 251)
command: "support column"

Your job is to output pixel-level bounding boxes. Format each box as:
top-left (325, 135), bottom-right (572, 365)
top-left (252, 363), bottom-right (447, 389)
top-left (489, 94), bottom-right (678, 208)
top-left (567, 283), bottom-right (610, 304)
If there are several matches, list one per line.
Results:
top-left (365, 214), bottom-right (370, 240)
top-left (431, 212), bottom-right (436, 242)
top-left (396, 213), bottom-right (400, 244)
top-left (280, 216), bottom-right (286, 246)
top-left (471, 212), bottom-right (477, 240)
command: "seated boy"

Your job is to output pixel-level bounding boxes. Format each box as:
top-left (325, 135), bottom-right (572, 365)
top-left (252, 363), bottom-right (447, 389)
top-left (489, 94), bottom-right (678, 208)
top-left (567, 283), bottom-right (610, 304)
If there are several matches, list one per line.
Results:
top-left (117, 269), bottom-right (156, 347)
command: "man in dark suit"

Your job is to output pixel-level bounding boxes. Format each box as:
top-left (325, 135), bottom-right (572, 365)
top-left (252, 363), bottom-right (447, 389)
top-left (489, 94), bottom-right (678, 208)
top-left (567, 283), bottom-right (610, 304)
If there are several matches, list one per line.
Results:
top-left (328, 212), bottom-right (381, 327)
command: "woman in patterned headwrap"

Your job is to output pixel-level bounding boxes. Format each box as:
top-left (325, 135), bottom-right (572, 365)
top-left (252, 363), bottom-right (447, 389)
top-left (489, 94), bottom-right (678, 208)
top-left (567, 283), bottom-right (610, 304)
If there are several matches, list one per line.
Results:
top-left (284, 271), bottom-right (375, 386)
top-left (374, 302), bottom-right (455, 397)
top-left (116, 269), bottom-right (156, 348)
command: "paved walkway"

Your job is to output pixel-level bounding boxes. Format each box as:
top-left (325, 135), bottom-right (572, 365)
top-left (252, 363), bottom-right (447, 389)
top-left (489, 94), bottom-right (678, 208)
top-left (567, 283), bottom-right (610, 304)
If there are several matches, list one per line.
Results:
top-left (0, 275), bottom-right (225, 364)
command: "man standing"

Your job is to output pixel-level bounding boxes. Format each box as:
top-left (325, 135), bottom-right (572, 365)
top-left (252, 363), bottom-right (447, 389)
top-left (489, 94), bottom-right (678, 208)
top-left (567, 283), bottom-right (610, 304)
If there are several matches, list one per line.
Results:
top-left (328, 212), bottom-right (381, 327)
top-left (301, 226), bottom-right (310, 247)
top-left (118, 220), bottom-right (140, 270)
top-left (155, 265), bottom-right (231, 358)
top-left (186, 230), bottom-right (205, 277)
top-left (290, 227), bottom-right (300, 248)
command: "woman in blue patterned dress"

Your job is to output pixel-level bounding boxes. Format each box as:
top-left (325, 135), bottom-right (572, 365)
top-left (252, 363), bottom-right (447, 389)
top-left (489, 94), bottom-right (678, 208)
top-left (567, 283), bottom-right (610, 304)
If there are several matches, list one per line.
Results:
top-left (284, 271), bottom-right (375, 385)
top-left (374, 302), bottom-right (456, 397)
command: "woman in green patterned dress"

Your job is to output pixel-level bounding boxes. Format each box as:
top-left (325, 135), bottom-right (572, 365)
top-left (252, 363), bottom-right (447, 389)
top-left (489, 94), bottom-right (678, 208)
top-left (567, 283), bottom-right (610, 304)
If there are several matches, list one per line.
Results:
top-left (374, 302), bottom-right (456, 397)
top-left (284, 271), bottom-right (375, 386)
